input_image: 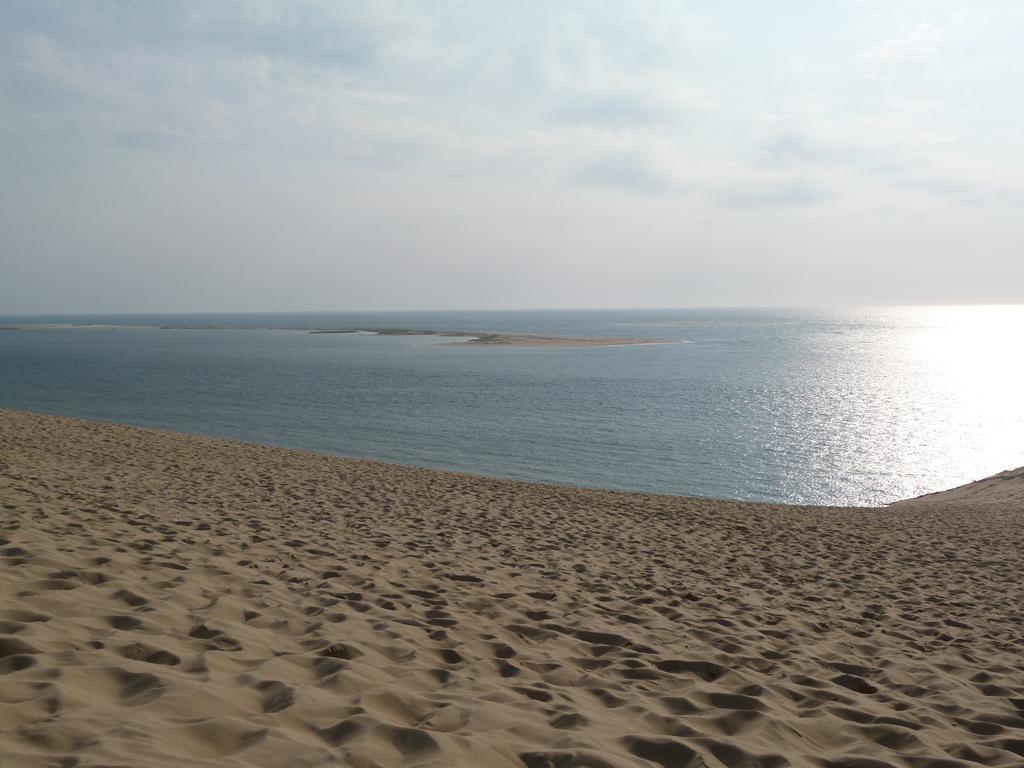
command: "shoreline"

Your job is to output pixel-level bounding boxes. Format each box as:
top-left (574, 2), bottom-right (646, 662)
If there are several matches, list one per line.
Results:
top-left (2, 408), bottom-right (1022, 767)
top-left (1, 407), bottom-right (865, 509)
top-left (0, 406), bottom-right (1012, 508)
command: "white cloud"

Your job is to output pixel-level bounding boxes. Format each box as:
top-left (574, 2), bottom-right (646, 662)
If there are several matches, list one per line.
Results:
top-left (860, 21), bottom-right (944, 83)
top-left (536, 12), bottom-right (715, 127)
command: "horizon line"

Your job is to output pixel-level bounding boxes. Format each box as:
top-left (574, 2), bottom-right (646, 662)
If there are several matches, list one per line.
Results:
top-left (2, 302), bottom-right (1023, 317)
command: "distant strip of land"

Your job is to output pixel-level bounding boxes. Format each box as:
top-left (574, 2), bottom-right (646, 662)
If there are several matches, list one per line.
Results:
top-left (309, 329), bottom-right (679, 347)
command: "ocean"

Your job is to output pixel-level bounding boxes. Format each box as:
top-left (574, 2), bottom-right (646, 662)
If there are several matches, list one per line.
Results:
top-left (1, 306), bottom-right (1020, 506)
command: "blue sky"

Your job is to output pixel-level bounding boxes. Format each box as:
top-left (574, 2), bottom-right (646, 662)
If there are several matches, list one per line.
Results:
top-left (1, 1), bottom-right (1022, 311)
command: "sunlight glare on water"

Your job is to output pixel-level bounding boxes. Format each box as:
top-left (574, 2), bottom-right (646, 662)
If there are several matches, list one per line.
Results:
top-left (897, 305), bottom-right (1022, 484)
top-left (797, 305), bottom-right (1024, 504)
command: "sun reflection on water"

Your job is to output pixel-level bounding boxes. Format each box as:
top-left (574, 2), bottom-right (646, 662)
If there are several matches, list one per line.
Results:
top-left (827, 305), bottom-right (1024, 503)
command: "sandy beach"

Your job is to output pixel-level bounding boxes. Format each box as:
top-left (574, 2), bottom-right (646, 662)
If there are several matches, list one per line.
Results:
top-left (1, 408), bottom-right (1022, 768)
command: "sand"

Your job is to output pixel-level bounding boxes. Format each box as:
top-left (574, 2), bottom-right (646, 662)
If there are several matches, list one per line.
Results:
top-left (891, 467), bottom-right (1024, 513)
top-left (442, 334), bottom-right (680, 348)
top-left (1, 409), bottom-right (1022, 768)
top-left (308, 329), bottom-right (679, 347)
top-left (154, 326), bottom-right (675, 347)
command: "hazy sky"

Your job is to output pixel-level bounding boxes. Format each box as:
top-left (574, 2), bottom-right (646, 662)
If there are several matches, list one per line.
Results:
top-left (2, 1), bottom-right (1022, 313)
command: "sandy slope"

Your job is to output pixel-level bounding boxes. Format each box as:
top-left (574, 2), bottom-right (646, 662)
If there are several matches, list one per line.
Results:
top-left (892, 467), bottom-right (1024, 512)
top-left (1, 409), bottom-right (1022, 768)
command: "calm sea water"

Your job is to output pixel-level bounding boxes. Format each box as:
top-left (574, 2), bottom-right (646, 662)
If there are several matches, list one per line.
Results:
top-left (1, 307), bottom-right (1021, 506)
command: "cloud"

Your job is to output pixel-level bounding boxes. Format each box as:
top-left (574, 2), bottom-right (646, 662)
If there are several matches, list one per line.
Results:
top-left (573, 151), bottom-right (678, 195)
top-left (1, 1), bottom-right (1022, 217)
top-left (536, 11), bottom-right (714, 128)
top-left (718, 179), bottom-right (833, 209)
top-left (12, 26), bottom-right (456, 163)
top-left (860, 21), bottom-right (944, 83)
top-left (757, 129), bottom-right (860, 170)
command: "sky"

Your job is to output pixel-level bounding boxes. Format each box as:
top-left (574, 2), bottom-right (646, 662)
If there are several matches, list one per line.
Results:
top-left (1, 0), bottom-right (1022, 313)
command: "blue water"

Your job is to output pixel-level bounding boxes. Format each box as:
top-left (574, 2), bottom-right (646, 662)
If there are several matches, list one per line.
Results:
top-left (1, 307), bottom-right (1021, 506)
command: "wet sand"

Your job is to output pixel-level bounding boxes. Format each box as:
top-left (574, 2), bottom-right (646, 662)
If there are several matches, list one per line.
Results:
top-left (1, 409), bottom-right (1022, 767)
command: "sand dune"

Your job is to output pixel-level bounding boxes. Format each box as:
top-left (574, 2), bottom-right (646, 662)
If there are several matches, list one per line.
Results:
top-left (893, 466), bottom-right (1024, 512)
top-left (1, 409), bottom-right (1022, 767)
